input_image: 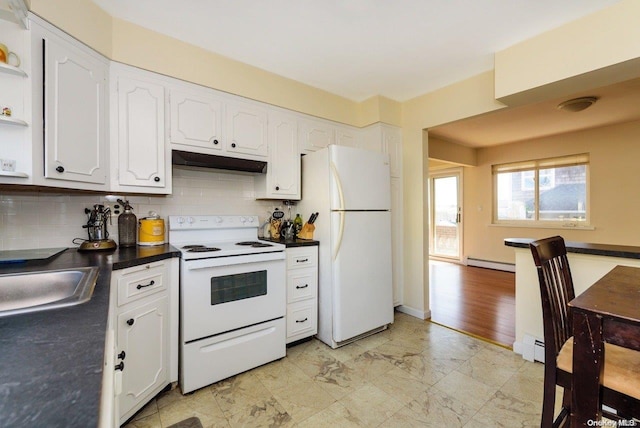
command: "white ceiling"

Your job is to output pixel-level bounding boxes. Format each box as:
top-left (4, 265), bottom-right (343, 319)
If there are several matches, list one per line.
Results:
top-left (90, 0), bottom-right (621, 102)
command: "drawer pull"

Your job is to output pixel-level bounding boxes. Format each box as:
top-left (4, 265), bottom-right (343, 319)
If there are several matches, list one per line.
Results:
top-left (117, 351), bottom-right (126, 360)
top-left (136, 280), bottom-right (155, 290)
top-left (296, 284), bottom-right (309, 289)
top-left (114, 362), bottom-right (125, 371)
top-left (296, 318), bottom-right (308, 323)
top-left (296, 258), bottom-right (309, 263)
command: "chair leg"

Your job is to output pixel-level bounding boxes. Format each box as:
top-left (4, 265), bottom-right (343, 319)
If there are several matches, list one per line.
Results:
top-left (541, 367), bottom-right (557, 428)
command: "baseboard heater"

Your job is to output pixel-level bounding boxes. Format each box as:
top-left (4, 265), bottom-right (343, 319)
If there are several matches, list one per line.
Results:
top-left (466, 257), bottom-right (515, 273)
top-left (522, 334), bottom-right (545, 363)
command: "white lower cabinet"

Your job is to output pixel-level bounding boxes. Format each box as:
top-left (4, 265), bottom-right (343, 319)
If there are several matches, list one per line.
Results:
top-left (285, 246), bottom-right (318, 343)
top-left (109, 259), bottom-right (177, 425)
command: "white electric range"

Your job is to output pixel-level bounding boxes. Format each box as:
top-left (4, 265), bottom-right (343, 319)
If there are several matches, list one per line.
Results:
top-left (168, 215), bottom-right (286, 394)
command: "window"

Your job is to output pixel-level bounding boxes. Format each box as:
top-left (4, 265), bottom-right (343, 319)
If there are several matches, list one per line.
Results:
top-left (493, 154), bottom-right (589, 225)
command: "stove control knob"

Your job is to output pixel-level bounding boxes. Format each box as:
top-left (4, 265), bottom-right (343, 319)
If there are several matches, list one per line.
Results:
top-left (215, 216), bottom-right (223, 224)
top-left (176, 217), bottom-right (184, 225)
top-left (240, 216), bottom-right (246, 223)
top-left (186, 217), bottom-right (195, 225)
top-left (246, 217), bottom-right (254, 223)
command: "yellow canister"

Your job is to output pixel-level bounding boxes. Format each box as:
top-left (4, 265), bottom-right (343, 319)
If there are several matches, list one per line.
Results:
top-left (138, 216), bottom-right (165, 246)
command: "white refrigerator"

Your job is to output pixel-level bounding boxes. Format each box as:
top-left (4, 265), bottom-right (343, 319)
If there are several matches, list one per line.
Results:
top-left (299, 145), bottom-right (393, 348)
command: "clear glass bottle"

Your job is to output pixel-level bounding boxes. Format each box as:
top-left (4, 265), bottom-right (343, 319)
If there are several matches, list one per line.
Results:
top-left (118, 199), bottom-right (137, 247)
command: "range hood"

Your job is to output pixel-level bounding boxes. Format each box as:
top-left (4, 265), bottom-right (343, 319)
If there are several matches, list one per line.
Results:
top-left (172, 150), bottom-right (267, 174)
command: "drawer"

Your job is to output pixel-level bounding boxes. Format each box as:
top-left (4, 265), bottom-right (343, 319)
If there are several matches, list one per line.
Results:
top-left (286, 247), bottom-right (318, 270)
top-left (286, 300), bottom-right (317, 343)
top-left (117, 262), bottom-right (166, 306)
top-left (287, 269), bottom-right (317, 303)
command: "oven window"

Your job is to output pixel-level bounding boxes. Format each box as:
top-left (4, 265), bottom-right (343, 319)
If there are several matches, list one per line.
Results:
top-left (210, 270), bottom-right (267, 305)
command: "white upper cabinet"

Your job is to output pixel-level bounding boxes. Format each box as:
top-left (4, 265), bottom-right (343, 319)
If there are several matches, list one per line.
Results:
top-left (382, 124), bottom-right (402, 178)
top-left (225, 99), bottom-right (268, 158)
top-left (169, 88), bottom-right (223, 152)
top-left (335, 125), bottom-right (361, 148)
top-left (37, 22), bottom-right (108, 186)
top-left (299, 118), bottom-right (335, 154)
top-left (255, 110), bottom-right (300, 200)
top-left (111, 64), bottom-right (169, 193)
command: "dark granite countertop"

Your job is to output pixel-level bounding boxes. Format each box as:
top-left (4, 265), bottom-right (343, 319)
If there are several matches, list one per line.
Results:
top-left (0, 244), bottom-right (179, 428)
top-left (504, 238), bottom-right (640, 259)
top-left (262, 237), bottom-right (319, 248)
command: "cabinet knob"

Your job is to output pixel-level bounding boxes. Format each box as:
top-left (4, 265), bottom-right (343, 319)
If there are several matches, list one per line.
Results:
top-left (114, 361), bottom-right (125, 371)
top-left (117, 351), bottom-right (126, 360)
top-left (55, 165), bottom-right (64, 173)
top-left (213, 139), bottom-right (219, 145)
top-left (231, 143), bottom-right (236, 148)
top-left (275, 186), bottom-right (280, 191)
top-left (154, 176), bottom-right (160, 182)
top-left (126, 318), bottom-right (135, 326)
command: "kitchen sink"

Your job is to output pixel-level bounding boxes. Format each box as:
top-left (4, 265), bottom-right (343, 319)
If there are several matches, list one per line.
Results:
top-left (0, 267), bottom-right (99, 318)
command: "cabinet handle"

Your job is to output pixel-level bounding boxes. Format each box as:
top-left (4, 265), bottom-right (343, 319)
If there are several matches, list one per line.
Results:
top-left (154, 177), bottom-right (160, 182)
top-left (213, 139), bottom-right (219, 145)
top-left (136, 280), bottom-right (155, 290)
top-left (55, 165), bottom-right (64, 173)
top-left (296, 284), bottom-right (309, 289)
top-left (296, 318), bottom-right (308, 323)
top-left (117, 351), bottom-right (126, 360)
top-left (296, 258), bottom-right (308, 263)
top-left (275, 186), bottom-right (280, 191)
top-left (231, 143), bottom-right (236, 148)
top-left (114, 362), bottom-right (125, 371)
top-left (126, 318), bottom-right (135, 326)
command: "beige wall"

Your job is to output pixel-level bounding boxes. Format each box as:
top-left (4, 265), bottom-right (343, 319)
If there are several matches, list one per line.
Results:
top-left (463, 119), bottom-right (640, 265)
top-left (428, 137), bottom-right (477, 167)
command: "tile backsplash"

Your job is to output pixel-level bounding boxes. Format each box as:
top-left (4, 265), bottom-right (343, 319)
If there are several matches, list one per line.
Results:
top-left (0, 167), bottom-right (285, 250)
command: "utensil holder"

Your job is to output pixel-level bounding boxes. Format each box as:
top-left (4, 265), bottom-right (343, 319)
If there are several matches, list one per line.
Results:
top-left (297, 222), bottom-right (315, 239)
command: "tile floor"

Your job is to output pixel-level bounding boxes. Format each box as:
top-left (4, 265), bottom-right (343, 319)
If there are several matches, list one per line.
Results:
top-left (124, 312), bottom-right (546, 427)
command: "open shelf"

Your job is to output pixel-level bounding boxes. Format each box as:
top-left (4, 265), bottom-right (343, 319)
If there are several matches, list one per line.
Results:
top-left (0, 170), bottom-right (28, 178)
top-left (0, 61), bottom-right (26, 77)
top-left (0, 115), bottom-right (27, 126)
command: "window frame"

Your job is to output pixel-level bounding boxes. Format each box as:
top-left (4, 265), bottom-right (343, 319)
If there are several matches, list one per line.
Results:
top-left (492, 153), bottom-right (590, 227)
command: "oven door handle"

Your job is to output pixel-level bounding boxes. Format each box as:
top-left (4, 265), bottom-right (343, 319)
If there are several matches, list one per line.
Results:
top-left (184, 251), bottom-right (285, 270)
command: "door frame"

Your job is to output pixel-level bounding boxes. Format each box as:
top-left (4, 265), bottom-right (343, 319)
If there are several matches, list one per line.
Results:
top-left (428, 167), bottom-right (463, 262)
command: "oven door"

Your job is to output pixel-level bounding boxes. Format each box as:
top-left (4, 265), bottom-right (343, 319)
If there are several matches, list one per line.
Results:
top-left (181, 251), bottom-right (285, 342)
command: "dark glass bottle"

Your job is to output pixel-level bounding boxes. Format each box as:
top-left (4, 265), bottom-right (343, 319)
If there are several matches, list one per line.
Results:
top-left (294, 213), bottom-right (303, 237)
top-left (117, 199), bottom-right (137, 247)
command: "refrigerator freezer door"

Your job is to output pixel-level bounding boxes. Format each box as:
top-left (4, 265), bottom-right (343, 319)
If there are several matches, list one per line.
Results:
top-left (331, 210), bottom-right (393, 343)
top-left (329, 145), bottom-right (391, 211)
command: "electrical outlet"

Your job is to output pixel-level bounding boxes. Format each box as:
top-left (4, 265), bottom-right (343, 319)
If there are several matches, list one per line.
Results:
top-left (0, 159), bottom-right (16, 172)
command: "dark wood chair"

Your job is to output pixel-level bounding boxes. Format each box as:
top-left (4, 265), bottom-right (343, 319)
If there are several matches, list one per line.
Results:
top-left (529, 236), bottom-right (640, 427)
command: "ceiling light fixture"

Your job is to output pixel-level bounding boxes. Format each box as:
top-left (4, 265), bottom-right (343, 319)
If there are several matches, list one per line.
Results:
top-left (557, 96), bottom-right (598, 112)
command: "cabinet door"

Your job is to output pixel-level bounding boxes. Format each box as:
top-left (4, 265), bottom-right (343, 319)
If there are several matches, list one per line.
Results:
top-left (336, 126), bottom-right (360, 149)
top-left (382, 125), bottom-right (402, 178)
top-left (117, 295), bottom-right (168, 420)
top-left (226, 100), bottom-right (268, 157)
top-left (299, 119), bottom-right (335, 154)
top-left (117, 76), bottom-right (166, 188)
top-left (43, 37), bottom-right (107, 184)
top-left (170, 88), bottom-right (223, 151)
top-left (390, 177), bottom-right (403, 306)
top-left (267, 111), bottom-right (299, 199)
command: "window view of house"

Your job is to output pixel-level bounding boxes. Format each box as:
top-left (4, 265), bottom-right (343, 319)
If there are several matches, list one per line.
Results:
top-left (494, 154), bottom-right (589, 224)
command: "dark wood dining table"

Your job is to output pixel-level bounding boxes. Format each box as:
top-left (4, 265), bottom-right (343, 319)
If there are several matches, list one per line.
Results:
top-left (568, 265), bottom-right (640, 427)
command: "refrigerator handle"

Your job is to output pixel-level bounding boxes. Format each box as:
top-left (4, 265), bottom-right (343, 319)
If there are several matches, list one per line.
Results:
top-left (333, 211), bottom-right (345, 261)
top-left (330, 162), bottom-right (345, 210)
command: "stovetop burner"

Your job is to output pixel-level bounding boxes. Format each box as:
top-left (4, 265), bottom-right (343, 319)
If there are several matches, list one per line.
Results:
top-left (182, 245), bottom-right (205, 249)
top-left (186, 247), bottom-right (221, 253)
top-left (236, 241), bottom-right (273, 248)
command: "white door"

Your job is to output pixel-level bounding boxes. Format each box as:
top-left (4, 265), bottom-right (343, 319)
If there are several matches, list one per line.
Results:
top-left (330, 210), bottom-right (393, 342)
top-left (117, 76), bottom-right (165, 188)
top-left (329, 145), bottom-right (391, 210)
top-left (225, 100), bottom-right (268, 157)
top-left (267, 111), bottom-right (299, 198)
top-left (170, 88), bottom-right (223, 151)
top-left (44, 37), bottom-right (106, 184)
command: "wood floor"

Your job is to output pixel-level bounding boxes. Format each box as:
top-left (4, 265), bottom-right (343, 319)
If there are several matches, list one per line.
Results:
top-left (429, 260), bottom-right (516, 348)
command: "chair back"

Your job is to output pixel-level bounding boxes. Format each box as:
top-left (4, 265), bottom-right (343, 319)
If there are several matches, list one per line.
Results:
top-left (529, 236), bottom-right (575, 363)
